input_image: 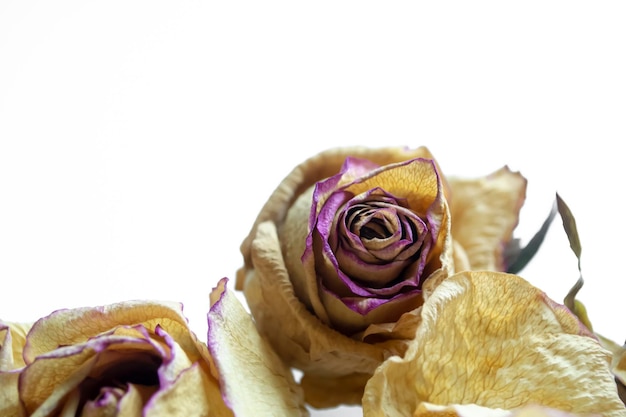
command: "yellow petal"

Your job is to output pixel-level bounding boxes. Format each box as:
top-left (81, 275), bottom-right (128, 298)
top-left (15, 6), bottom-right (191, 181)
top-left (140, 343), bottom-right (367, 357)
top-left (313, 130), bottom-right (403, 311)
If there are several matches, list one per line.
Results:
top-left (281, 185), bottom-right (331, 324)
top-left (208, 278), bottom-right (308, 416)
top-left (147, 362), bottom-right (231, 417)
top-left (25, 348), bottom-right (99, 416)
top-left (118, 384), bottom-right (151, 417)
top-left (0, 321), bottom-right (31, 370)
top-left (23, 300), bottom-right (207, 365)
top-left (242, 220), bottom-right (397, 407)
top-left (0, 321), bottom-right (32, 417)
top-left (237, 145), bottom-right (443, 291)
top-left (18, 299), bottom-right (226, 416)
top-left (448, 166), bottom-right (527, 271)
top-left (343, 157), bottom-right (441, 216)
top-left (0, 372), bottom-right (25, 417)
top-left (363, 271), bottom-right (625, 417)
top-left (280, 158), bottom-right (454, 333)
top-left (412, 402), bottom-right (599, 417)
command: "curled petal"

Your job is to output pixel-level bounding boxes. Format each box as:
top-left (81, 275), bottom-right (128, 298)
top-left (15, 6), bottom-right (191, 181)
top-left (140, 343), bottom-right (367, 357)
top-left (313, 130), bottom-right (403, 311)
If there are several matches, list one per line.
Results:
top-left (242, 220), bottom-right (408, 407)
top-left (207, 278), bottom-right (308, 416)
top-left (448, 166), bottom-right (527, 271)
top-left (237, 146), bottom-right (446, 288)
top-left (22, 300), bottom-right (206, 364)
top-left (0, 321), bottom-right (32, 417)
top-left (19, 333), bottom-right (159, 415)
top-left (0, 321), bottom-right (31, 371)
top-left (412, 402), bottom-right (604, 416)
top-left (305, 157), bottom-right (450, 332)
top-left (14, 300), bottom-right (233, 417)
top-left (363, 271), bottom-right (625, 417)
top-left (145, 362), bottom-right (224, 416)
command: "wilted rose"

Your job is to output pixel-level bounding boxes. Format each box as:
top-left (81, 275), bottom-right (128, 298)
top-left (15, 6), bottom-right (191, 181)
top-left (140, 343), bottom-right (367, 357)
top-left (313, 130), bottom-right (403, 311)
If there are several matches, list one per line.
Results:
top-left (0, 279), bottom-right (307, 417)
top-left (362, 270), bottom-right (626, 417)
top-left (236, 146), bottom-right (527, 407)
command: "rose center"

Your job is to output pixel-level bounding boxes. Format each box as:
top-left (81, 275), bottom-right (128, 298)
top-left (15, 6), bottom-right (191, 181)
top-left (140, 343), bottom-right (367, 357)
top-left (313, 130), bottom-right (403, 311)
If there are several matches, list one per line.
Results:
top-left (360, 217), bottom-right (393, 240)
top-left (80, 352), bottom-right (162, 407)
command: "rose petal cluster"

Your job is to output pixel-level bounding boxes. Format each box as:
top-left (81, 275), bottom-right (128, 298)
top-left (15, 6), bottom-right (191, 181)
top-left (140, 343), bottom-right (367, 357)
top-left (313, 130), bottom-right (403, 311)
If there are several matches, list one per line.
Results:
top-left (236, 146), bottom-right (527, 407)
top-left (362, 271), bottom-right (626, 417)
top-left (0, 279), bottom-right (307, 417)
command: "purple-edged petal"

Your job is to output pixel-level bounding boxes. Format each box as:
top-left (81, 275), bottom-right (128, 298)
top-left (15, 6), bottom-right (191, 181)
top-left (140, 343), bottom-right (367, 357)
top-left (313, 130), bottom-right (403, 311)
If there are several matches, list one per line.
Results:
top-left (19, 332), bottom-right (160, 415)
top-left (239, 145), bottom-right (453, 408)
top-left (22, 299), bottom-right (195, 364)
top-left (307, 157), bottom-right (448, 332)
top-left (363, 271), bottom-right (625, 417)
top-left (207, 278), bottom-right (308, 416)
top-left (15, 300), bottom-right (232, 417)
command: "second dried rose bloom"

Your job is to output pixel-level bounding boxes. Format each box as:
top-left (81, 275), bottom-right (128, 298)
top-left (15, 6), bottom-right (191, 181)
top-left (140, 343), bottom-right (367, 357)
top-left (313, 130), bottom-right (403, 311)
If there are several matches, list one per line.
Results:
top-left (0, 279), bottom-right (307, 417)
top-left (236, 146), bottom-right (527, 407)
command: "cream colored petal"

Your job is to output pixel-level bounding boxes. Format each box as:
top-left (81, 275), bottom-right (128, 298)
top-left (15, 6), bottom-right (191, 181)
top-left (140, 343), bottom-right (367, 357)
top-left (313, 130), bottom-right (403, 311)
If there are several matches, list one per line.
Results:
top-left (363, 271), bottom-right (625, 417)
top-left (0, 321), bottom-right (32, 370)
top-left (22, 331), bottom-right (177, 415)
top-left (0, 321), bottom-right (26, 416)
top-left (79, 384), bottom-right (145, 417)
top-left (237, 145), bottom-right (443, 291)
top-left (246, 221), bottom-right (391, 372)
top-left (0, 372), bottom-right (25, 417)
top-left (59, 389), bottom-right (80, 417)
top-left (412, 402), bottom-right (597, 417)
top-left (282, 172), bottom-right (453, 334)
top-left (23, 300), bottom-right (208, 366)
top-left (208, 278), bottom-right (308, 416)
top-left (117, 384), bottom-right (152, 417)
top-left (26, 349), bottom-right (99, 416)
top-left (146, 362), bottom-right (232, 417)
top-left (343, 157), bottom-right (441, 216)
top-left (243, 220), bottom-right (406, 407)
top-left (281, 185), bottom-right (330, 324)
top-left (596, 333), bottom-right (626, 386)
top-left (235, 146), bottom-right (457, 408)
top-left (612, 346), bottom-right (626, 403)
top-left (413, 402), bottom-right (511, 417)
top-left (0, 321), bottom-right (29, 416)
top-left (448, 167), bottom-right (527, 271)
top-left (319, 289), bottom-right (424, 335)
top-left (154, 326), bottom-right (195, 384)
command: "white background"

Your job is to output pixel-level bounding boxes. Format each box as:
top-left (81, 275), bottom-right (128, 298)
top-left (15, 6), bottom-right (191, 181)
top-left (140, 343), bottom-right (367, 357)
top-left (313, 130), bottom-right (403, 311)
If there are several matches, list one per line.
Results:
top-left (1, 2), bottom-right (625, 415)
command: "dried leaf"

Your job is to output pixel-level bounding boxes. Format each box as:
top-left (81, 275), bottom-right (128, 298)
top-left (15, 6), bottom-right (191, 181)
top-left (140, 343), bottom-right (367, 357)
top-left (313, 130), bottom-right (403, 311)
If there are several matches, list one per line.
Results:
top-left (556, 193), bottom-right (582, 270)
top-left (505, 200), bottom-right (557, 274)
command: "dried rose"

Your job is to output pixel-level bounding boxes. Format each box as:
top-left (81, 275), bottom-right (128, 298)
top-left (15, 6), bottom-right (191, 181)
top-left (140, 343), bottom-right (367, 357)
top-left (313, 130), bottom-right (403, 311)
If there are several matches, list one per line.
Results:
top-left (0, 279), bottom-right (307, 417)
top-left (362, 270), bottom-right (626, 417)
top-left (236, 146), bottom-right (526, 407)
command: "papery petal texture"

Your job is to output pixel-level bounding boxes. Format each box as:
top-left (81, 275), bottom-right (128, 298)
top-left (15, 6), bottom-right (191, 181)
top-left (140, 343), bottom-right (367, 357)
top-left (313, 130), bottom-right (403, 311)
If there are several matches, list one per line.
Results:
top-left (412, 402), bottom-right (604, 417)
top-left (362, 271), bottom-right (625, 417)
top-left (447, 167), bottom-right (527, 271)
top-left (208, 278), bottom-right (308, 417)
top-left (0, 321), bottom-right (31, 371)
top-left (0, 320), bottom-right (32, 417)
top-left (236, 146), bottom-right (527, 408)
top-left (13, 300), bottom-right (234, 417)
top-left (300, 157), bottom-right (449, 334)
